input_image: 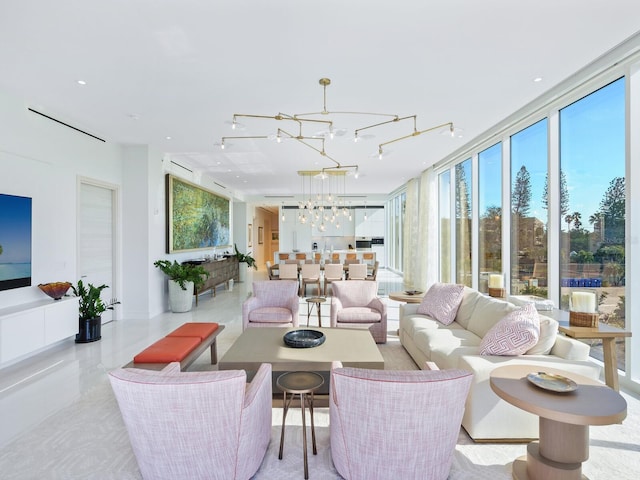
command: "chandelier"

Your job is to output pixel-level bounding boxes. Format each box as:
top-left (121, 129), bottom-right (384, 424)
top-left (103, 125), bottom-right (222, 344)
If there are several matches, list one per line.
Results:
top-left (219, 77), bottom-right (455, 167)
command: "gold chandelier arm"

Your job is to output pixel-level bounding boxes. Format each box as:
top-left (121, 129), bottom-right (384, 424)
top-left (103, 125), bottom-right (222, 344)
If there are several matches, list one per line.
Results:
top-left (221, 135), bottom-right (269, 142)
top-left (378, 121), bottom-right (454, 151)
top-left (355, 115), bottom-right (414, 136)
top-left (294, 110), bottom-right (400, 119)
top-left (279, 128), bottom-right (341, 167)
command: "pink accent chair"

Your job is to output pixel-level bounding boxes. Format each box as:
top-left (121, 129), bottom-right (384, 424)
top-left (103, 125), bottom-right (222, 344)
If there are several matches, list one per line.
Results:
top-left (243, 280), bottom-right (300, 329)
top-left (330, 280), bottom-right (387, 343)
top-left (109, 362), bottom-right (272, 480)
top-left (329, 361), bottom-right (473, 480)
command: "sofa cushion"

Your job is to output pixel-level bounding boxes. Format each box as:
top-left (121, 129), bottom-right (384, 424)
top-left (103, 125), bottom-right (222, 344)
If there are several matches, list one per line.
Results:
top-left (479, 304), bottom-right (540, 356)
top-left (417, 283), bottom-right (465, 325)
top-left (466, 295), bottom-right (519, 339)
top-left (337, 307), bottom-right (382, 323)
top-left (454, 287), bottom-right (483, 330)
top-left (525, 314), bottom-right (558, 355)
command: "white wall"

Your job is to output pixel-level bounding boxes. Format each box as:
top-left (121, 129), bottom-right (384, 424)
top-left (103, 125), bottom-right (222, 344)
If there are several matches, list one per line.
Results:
top-left (0, 89), bottom-right (123, 309)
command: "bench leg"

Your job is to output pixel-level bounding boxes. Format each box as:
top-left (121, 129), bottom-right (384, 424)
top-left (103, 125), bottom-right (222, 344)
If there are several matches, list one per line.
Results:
top-left (210, 339), bottom-right (218, 364)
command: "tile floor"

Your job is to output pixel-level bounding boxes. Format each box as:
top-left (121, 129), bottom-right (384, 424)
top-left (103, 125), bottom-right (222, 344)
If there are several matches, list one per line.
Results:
top-left (0, 267), bottom-right (406, 449)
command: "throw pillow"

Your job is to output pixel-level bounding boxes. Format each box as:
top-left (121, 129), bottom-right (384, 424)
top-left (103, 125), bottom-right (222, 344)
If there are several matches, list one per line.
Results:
top-left (416, 283), bottom-right (465, 325)
top-left (525, 315), bottom-right (559, 355)
top-left (479, 303), bottom-right (540, 356)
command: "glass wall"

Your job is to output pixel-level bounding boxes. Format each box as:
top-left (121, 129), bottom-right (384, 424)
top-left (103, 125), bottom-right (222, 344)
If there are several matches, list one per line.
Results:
top-left (455, 159), bottom-right (472, 286)
top-left (510, 119), bottom-right (548, 296)
top-left (439, 170), bottom-right (451, 282)
top-left (559, 78), bottom-right (626, 369)
top-left (478, 143), bottom-right (502, 292)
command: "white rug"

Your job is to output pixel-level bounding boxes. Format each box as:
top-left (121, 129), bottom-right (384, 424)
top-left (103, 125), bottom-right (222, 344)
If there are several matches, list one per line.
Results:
top-left (1, 340), bottom-right (639, 479)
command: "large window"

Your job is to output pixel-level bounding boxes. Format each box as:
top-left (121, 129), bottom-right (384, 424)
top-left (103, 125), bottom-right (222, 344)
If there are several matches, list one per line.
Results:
top-left (560, 78), bottom-right (626, 368)
top-left (478, 143), bottom-right (502, 292)
top-left (510, 119), bottom-right (548, 296)
top-left (455, 159), bottom-right (472, 286)
top-left (439, 170), bottom-right (451, 282)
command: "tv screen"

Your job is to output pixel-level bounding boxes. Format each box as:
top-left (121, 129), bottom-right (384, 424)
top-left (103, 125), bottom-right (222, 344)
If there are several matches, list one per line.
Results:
top-left (0, 193), bottom-right (32, 291)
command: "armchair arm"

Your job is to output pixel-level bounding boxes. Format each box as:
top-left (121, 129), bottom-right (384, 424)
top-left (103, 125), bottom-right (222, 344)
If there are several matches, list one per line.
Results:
top-left (368, 297), bottom-right (387, 315)
top-left (330, 297), bottom-right (343, 327)
top-left (244, 363), bottom-right (272, 408)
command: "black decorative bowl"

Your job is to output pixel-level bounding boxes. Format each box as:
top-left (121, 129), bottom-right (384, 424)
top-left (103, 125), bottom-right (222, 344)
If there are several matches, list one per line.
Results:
top-left (283, 329), bottom-right (326, 348)
top-left (405, 290), bottom-right (422, 295)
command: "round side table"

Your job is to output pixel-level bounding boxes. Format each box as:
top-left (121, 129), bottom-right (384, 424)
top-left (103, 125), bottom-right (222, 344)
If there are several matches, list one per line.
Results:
top-left (305, 297), bottom-right (326, 327)
top-left (276, 371), bottom-right (325, 479)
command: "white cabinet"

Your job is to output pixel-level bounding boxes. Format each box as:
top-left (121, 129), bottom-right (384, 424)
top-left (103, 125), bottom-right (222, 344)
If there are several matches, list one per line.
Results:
top-left (0, 297), bottom-right (79, 365)
top-left (355, 207), bottom-right (385, 237)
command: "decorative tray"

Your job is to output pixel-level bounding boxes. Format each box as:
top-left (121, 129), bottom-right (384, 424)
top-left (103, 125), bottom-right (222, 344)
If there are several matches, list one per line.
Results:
top-left (283, 329), bottom-right (326, 348)
top-left (527, 372), bottom-right (578, 393)
top-left (404, 290), bottom-right (422, 295)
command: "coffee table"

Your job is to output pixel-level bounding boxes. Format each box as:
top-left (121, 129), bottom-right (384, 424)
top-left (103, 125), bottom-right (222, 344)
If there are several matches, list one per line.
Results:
top-left (219, 327), bottom-right (384, 395)
top-left (490, 364), bottom-right (627, 479)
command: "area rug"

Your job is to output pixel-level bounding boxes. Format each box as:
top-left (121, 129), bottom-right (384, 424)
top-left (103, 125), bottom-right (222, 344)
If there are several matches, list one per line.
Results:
top-left (1, 339), bottom-right (639, 479)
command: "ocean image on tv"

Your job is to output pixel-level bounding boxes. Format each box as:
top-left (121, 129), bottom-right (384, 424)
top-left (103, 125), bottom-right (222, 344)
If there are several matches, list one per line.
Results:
top-left (0, 193), bottom-right (32, 291)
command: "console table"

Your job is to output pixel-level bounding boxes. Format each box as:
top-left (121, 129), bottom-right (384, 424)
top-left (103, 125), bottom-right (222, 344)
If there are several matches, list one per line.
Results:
top-left (190, 257), bottom-right (239, 305)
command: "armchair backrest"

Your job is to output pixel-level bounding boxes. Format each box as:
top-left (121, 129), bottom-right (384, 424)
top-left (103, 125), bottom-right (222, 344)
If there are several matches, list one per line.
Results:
top-left (332, 280), bottom-right (378, 307)
top-left (330, 366), bottom-right (472, 480)
top-left (252, 280), bottom-right (298, 306)
top-left (109, 363), bottom-right (273, 480)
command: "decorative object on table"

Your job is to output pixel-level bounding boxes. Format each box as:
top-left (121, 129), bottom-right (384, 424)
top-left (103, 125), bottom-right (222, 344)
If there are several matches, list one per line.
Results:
top-left (488, 273), bottom-right (505, 298)
top-left (283, 329), bottom-right (326, 348)
top-left (404, 290), bottom-right (422, 295)
top-left (153, 260), bottom-right (209, 313)
top-left (527, 371), bottom-right (578, 392)
top-left (569, 291), bottom-right (598, 327)
top-left (72, 279), bottom-right (120, 343)
top-left (38, 281), bottom-right (72, 300)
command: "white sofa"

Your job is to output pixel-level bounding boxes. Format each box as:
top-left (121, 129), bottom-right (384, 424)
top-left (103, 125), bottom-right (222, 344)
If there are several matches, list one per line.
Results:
top-left (399, 287), bottom-right (601, 441)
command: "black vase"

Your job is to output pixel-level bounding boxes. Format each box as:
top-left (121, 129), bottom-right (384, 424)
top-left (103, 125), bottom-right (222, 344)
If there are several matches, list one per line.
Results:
top-left (75, 316), bottom-right (102, 343)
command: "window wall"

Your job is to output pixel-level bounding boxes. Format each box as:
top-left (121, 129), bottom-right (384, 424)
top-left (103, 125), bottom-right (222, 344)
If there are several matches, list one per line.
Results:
top-left (510, 119), bottom-right (548, 296)
top-left (478, 143), bottom-right (502, 292)
top-left (559, 78), bottom-right (626, 369)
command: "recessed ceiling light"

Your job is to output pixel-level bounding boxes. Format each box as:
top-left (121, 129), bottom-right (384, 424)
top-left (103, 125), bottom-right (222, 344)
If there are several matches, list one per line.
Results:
top-left (165, 136), bottom-right (172, 140)
top-left (77, 80), bottom-right (86, 85)
top-left (127, 113), bottom-right (140, 120)
top-left (533, 77), bottom-right (543, 83)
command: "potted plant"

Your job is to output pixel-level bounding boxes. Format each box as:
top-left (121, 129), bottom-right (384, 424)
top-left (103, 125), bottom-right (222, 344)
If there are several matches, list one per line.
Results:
top-left (72, 280), bottom-right (120, 343)
top-left (153, 260), bottom-right (209, 312)
top-left (234, 244), bottom-right (257, 283)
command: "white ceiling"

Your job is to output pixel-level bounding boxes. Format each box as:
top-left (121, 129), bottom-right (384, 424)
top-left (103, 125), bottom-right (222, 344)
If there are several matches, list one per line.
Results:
top-left (2, 1), bottom-right (640, 203)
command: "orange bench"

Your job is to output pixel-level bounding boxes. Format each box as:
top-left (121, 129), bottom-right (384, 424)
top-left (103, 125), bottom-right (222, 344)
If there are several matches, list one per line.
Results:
top-left (126, 322), bottom-right (225, 371)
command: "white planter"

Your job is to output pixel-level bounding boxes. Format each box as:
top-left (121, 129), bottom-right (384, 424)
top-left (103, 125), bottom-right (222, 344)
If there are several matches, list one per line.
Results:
top-left (238, 266), bottom-right (247, 283)
top-left (168, 280), bottom-right (194, 312)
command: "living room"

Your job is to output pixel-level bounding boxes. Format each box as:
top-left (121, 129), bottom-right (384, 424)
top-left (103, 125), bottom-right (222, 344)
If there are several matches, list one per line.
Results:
top-left (1, 2), bottom-right (640, 479)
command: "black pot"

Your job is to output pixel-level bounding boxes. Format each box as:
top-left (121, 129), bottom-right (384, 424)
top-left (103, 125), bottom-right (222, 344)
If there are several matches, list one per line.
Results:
top-left (75, 316), bottom-right (102, 343)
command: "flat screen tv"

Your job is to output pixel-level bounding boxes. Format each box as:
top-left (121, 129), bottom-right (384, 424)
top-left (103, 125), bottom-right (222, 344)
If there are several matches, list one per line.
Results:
top-left (0, 193), bottom-right (32, 291)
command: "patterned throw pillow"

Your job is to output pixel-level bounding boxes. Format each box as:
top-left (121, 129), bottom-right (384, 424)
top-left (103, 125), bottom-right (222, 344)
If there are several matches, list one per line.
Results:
top-left (416, 283), bottom-right (465, 325)
top-left (479, 303), bottom-right (540, 356)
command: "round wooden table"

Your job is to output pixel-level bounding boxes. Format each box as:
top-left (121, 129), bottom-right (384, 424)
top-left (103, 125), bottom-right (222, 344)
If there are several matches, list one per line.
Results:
top-left (490, 364), bottom-right (627, 479)
top-left (305, 296), bottom-right (326, 327)
top-left (388, 290), bottom-right (425, 303)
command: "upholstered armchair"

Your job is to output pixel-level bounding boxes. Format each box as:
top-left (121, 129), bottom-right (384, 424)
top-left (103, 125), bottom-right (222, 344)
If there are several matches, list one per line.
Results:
top-left (243, 280), bottom-right (300, 329)
top-left (329, 361), bottom-right (472, 480)
top-left (330, 280), bottom-right (387, 343)
top-left (109, 362), bottom-right (272, 480)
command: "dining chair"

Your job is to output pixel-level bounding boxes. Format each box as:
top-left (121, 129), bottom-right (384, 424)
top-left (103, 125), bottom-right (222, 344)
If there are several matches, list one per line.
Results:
top-left (278, 262), bottom-right (299, 286)
top-left (266, 261), bottom-right (279, 280)
top-left (300, 263), bottom-right (321, 297)
top-left (323, 263), bottom-right (344, 296)
top-left (347, 263), bottom-right (368, 280)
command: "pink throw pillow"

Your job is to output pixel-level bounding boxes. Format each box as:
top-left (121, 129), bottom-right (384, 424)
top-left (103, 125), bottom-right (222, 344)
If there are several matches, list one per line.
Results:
top-left (479, 303), bottom-right (540, 356)
top-left (416, 283), bottom-right (465, 325)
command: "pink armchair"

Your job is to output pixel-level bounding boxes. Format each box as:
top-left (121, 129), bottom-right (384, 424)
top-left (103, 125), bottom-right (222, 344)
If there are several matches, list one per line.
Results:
top-left (109, 362), bottom-right (272, 480)
top-left (242, 280), bottom-right (300, 329)
top-left (329, 361), bottom-right (472, 480)
top-left (329, 280), bottom-right (387, 343)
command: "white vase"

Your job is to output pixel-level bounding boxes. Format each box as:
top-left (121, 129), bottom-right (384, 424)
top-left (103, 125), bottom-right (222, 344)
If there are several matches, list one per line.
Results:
top-left (168, 280), bottom-right (194, 312)
top-left (238, 266), bottom-right (247, 283)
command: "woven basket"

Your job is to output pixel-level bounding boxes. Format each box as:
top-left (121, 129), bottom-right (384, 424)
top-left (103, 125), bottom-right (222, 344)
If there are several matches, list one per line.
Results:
top-left (488, 288), bottom-right (505, 298)
top-left (569, 311), bottom-right (598, 328)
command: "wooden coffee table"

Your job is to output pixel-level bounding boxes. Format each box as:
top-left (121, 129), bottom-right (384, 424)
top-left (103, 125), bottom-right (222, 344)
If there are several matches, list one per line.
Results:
top-left (490, 364), bottom-right (627, 479)
top-left (219, 327), bottom-right (384, 395)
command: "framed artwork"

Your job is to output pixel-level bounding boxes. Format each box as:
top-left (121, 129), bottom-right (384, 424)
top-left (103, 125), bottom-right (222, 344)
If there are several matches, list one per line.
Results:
top-left (271, 231), bottom-right (279, 241)
top-left (248, 224), bottom-right (253, 247)
top-left (165, 174), bottom-right (230, 253)
top-left (258, 226), bottom-right (264, 244)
